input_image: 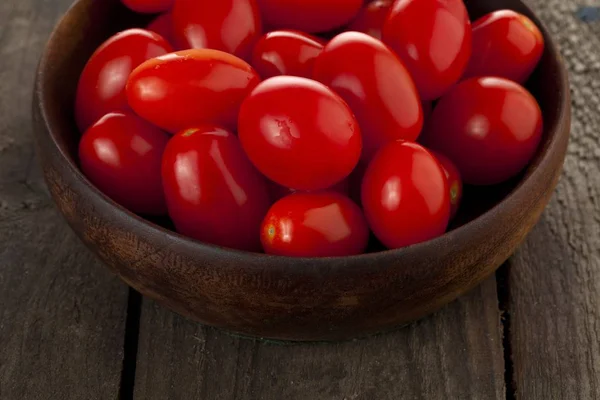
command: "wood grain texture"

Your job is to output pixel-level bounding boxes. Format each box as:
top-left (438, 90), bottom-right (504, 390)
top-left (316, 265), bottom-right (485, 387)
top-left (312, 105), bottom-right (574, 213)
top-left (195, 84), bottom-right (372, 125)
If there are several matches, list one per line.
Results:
top-left (134, 278), bottom-right (505, 400)
top-left (508, 0), bottom-right (600, 399)
top-left (0, 0), bottom-right (130, 398)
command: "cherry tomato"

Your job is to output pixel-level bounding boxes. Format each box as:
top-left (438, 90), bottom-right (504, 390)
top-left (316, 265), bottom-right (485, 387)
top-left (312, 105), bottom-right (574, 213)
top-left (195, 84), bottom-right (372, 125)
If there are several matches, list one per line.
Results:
top-left (147, 12), bottom-right (176, 48)
top-left (463, 10), bottom-right (544, 84)
top-left (251, 30), bottom-right (325, 79)
top-left (347, 0), bottom-right (392, 40)
top-left (161, 126), bottom-right (271, 252)
top-left (127, 49), bottom-right (261, 134)
top-left (382, 0), bottom-right (472, 101)
top-left (430, 150), bottom-right (462, 219)
top-left (121, 0), bottom-right (173, 13)
top-left (313, 32), bottom-right (422, 162)
top-left (362, 141), bottom-right (450, 249)
top-left (172, 0), bottom-right (262, 60)
top-left (75, 29), bottom-right (172, 133)
top-left (420, 77), bottom-right (543, 185)
top-left (238, 76), bottom-right (362, 190)
top-left (261, 192), bottom-right (369, 257)
top-left (256, 0), bottom-right (363, 33)
top-left (268, 179), bottom-right (350, 202)
top-left (79, 112), bottom-right (169, 215)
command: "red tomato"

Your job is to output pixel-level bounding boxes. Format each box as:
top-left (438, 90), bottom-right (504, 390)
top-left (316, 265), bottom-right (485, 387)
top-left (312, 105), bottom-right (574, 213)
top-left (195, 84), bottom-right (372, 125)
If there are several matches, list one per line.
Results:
top-left (147, 12), bottom-right (176, 48)
top-left (420, 77), bottom-right (543, 185)
top-left (257, 0), bottom-right (363, 33)
top-left (348, 0), bottom-right (392, 40)
top-left (261, 192), bottom-right (369, 257)
top-left (238, 76), bottom-right (362, 190)
top-left (382, 0), bottom-right (472, 101)
top-left (127, 49), bottom-right (261, 134)
top-left (79, 112), bottom-right (169, 215)
top-left (313, 32), bottom-right (422, 162)
top-left (75, 29), bottom-right (172, 133)
top-left (251, 30), bottom-right (325, 79)
top-left (430, 150), bottom-right (462, 219)
top-left (172, 0), bottom-right (262, 60)
top-left (121, 0), bottom-right (173, 13)
top-left (268, 179), bottom-right (350, 202)
top-left (463, 10), bottom-right (544, 84)
top-left (362, 141), bottom-right (450, 249)
top-left (161, 126), bottom-right (270, 252)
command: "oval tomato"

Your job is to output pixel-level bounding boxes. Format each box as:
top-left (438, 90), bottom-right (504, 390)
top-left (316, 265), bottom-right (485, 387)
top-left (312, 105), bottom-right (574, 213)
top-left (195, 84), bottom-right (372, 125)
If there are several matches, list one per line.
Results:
top-left (430, 150), bottom-right (463, 219)
top-left (238, 76), bottom-right (362, 190)
top-left (147, 12), bottom-right (176, 48)
top-left (121, 0), bottom-right (173, 13)
top-left (161, 126), bottom-right (270, 252)
top-left (347, 0), bottom-right (392, 40)
top-left (420, 77), bottom-right (543, 185)
top-left (251, 30), bottom-right (325, 79)
top-left (267, 179), bottom-right (349, 202)
top-left (172, 0), bottom-right (262, 60)
top-left (257, 0), bottom-right (363, 33)
top-left (75, 29), bottom-right (172, 133)
top-left (382, 0), bottom-right (471, 101)
top-left (261, 192), bottom-right (369, 257)
top-left (126, 49), bottom-right (261, 134)
top-left (79, 112), bottom-right (169, 215)
top-left (463, 10), bottom-right (544, 84)
top-left (362, 141), bottom-right (450, 249)
top-left (313, 32), bottom-right (422, 162)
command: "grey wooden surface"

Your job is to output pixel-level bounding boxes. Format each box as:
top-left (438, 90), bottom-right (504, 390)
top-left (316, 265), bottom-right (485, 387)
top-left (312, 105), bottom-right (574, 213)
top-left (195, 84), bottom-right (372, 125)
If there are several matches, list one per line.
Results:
top-left (0, 0), bottom-right (598, 399)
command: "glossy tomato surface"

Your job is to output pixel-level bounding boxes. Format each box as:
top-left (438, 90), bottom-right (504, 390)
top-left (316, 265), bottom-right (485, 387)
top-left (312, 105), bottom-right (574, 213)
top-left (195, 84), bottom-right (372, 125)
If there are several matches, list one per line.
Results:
top-left (75, 29), bottom-right (172, 133)
top-left (79, 112), bottom-right (169, 215)
top-left (430, 150), bottom-right (463, 219)
top-left (172, 0), bottom-right (262, 60)
top-left (161, 126), bottom-right (271, 252)
top-left (348, 0), bottom-right (392, 40)
top-left (127, 49), bottom-right (261, 134)
top-left (238, 76), bottom-right (362, 190)
top-left (420, 77), bottom-right (543, 185)
top-left (261, 192), bottom-right (369, 257)
top-left (464, 10), bottom-right (544, 84)
top-left (314, 32), bottom-right (422, 162)
top-left (147, 12), bottom-right (176, 48)
top-left (382, 0), bottom-right (471, 101)
top-left (251, 30), bottom-right (325, 79)
top-left (362, 141), bottom-right (450, 249)
top-left (267, 179), bottom-right (349, 202)
top-left (121, 0), bottom-right (173, 13)
top-left (257, 0), bottom-right (363, 33)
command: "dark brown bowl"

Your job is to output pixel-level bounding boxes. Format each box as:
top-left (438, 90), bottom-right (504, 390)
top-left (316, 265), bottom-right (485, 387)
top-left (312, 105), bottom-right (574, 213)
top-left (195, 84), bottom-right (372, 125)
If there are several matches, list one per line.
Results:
top-left (33, 0), bottom-right (570, 341)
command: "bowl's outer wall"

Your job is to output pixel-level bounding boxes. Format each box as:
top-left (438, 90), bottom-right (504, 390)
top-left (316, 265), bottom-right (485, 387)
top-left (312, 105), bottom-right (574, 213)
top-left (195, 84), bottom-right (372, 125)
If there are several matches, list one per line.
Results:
top-left (33, 0), bottom-right (570, 340)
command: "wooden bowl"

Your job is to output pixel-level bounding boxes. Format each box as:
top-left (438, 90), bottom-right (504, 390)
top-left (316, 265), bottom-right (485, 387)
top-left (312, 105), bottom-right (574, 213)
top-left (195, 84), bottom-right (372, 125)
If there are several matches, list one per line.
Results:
top-left (33, 0), bottom-right (570, 341)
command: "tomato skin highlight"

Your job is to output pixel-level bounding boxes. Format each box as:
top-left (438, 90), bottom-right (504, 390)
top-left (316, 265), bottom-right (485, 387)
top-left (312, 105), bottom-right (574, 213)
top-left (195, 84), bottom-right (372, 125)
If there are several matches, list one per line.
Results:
top-left (251, 30), bottom-right (325, 79)
top-left (78, 112), bottom-right (169, 216)
top-left (261, 192), bottom-right (369, 257)
top-left (121, 0), bottom-right (173, 13)
top-left (172, 0), bottom-right (262, 60)
top-left (361, 141), bottom-right (450, 249)
top-left (347, 0), bottom-right (393, 40)
top-left (75, 29), bottom-right (172, 133)
top-left (238, 76), bottom-right (362, 191)
top-left (430, 150), bottom-right (463, 220)
top-left (313, 31), bottom-right (422, 162)
top-left (463, 10), bottom-right (544, 84)
top-left (382, 0), bottom-right (472, 101)
top-left (256, 0), bottom-right (363, 33)
top-left (161, 126), bottom-right (271, 252)
top-left (420, 77), bottom-right (543, 186)
top-left (126, 49), bottom-right (261, 134)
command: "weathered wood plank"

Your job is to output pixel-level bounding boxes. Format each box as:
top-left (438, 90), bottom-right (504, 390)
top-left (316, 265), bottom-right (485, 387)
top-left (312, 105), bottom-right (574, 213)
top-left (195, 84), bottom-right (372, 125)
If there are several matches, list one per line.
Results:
top-left (508, 1), bottom-right (600, 399)
top-left (0, 0), bottom-right (130, 398)
top-left (134, 278), bottom-right (505, 400)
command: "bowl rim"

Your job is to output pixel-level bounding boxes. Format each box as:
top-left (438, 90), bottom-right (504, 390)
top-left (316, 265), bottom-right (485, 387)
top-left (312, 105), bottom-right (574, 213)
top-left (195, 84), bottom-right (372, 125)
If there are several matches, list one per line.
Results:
top-left (34, 0), bottom-right (571, 273)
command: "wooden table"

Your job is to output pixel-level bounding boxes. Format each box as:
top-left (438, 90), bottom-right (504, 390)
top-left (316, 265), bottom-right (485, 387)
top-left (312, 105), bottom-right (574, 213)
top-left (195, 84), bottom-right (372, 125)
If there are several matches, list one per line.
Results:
top-left (1, 0), bottom-right (599, 398)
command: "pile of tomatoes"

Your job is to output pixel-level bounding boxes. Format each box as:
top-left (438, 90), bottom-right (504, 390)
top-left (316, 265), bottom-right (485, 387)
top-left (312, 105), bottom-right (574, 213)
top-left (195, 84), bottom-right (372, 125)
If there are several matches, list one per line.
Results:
top-left (76, 0), bottom-right (545, 257)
